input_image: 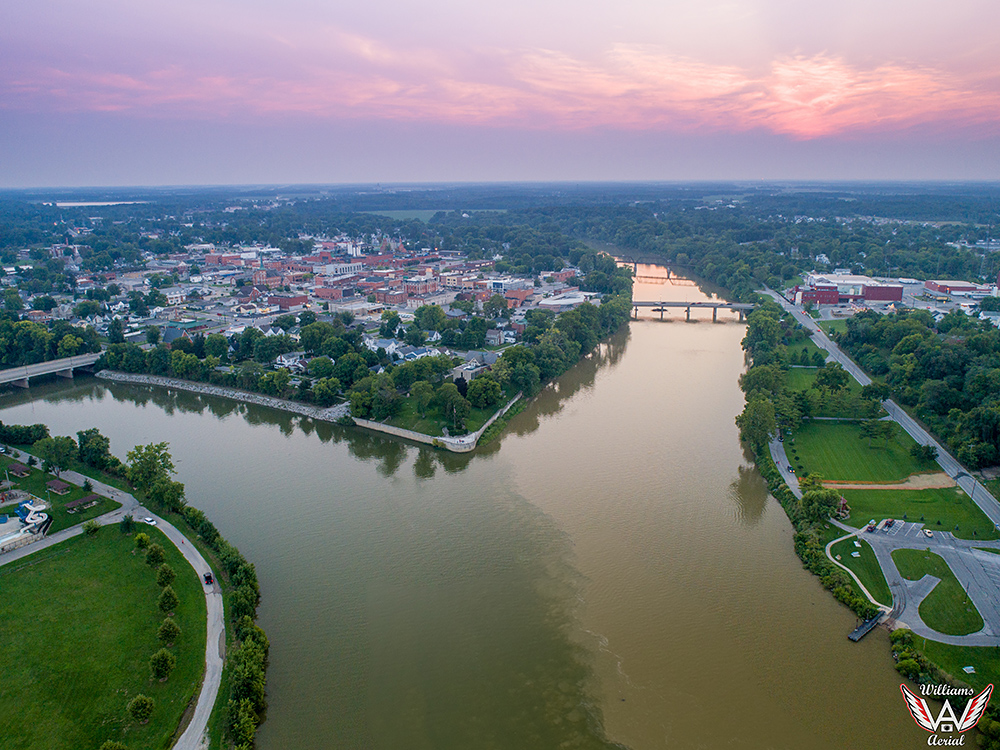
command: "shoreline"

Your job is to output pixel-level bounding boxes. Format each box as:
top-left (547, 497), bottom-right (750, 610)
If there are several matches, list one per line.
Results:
top-left (96, 370), bottom-right (520, 453)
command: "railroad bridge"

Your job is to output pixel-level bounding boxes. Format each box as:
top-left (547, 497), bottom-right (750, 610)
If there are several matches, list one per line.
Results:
top-left (631, 300), bottom-right (755, 322)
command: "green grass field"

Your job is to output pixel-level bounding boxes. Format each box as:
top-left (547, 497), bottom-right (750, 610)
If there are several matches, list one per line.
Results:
top-left (0, 455), bottom-right (121, 532)
top-left (891, 549), bottom-right (984, 636)
top-left (819, 320), bottom-right (849, 335)
top-left (785, 336), bottom-right (828, 364)
top-left (830, 536), bottom-right (892, 606)
top-left (0, 526), bottom-right (207, 750)
top-left (786, 420), bottom-right (923, 481)
top-left (783, 369), bottom-right (871, 418)
top-left (842, 487), bottom-right (999, 540)
top-left (920, 641), bottom-right (1000, 692)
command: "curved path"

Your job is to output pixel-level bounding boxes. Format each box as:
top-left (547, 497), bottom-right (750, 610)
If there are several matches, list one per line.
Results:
top-left (0, 449), bottom-right (225, 749)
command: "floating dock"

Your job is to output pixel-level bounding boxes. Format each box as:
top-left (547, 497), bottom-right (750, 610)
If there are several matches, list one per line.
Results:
top-left (848, 613), bottom-right (884, 642)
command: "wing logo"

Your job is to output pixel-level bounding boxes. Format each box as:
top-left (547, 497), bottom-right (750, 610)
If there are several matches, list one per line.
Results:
top-left (900, 684), bottom-right (993, 734)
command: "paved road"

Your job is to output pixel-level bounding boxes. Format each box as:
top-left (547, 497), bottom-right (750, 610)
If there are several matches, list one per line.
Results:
top-left (763, 288), bottom-right (1000, 528)
top-left (0, 449), bottom-right (224, 749)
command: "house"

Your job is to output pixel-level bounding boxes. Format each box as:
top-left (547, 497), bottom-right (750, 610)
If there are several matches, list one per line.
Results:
top-left (485, 329), bottom-right (504, 346)
top-left (160, 287), bottom-right (187, 306)
top-left (275, 351), bottom-right (308, 371)
top-left (363, 336), bottom-right (399, 356)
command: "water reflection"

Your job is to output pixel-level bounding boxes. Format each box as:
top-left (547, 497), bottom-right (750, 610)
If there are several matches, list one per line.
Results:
top-left (1, 327), bottom-right (631, 484)
top-left (728, 463), bottom-right (770, 526)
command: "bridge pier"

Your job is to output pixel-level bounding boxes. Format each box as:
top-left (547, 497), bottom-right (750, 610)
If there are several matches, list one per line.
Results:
top-left (632, 306), bottom-right (638, 320)
top-left (56, 368), bottom-right (74, 379)
top-left (11, 378), bottom-right (29, 389)
top-left (686, 305), bottom-right (691, 321)
top-left (712, 307), bottom-right (717, 322)
top-left (739, 310), bottom-right (746, 322)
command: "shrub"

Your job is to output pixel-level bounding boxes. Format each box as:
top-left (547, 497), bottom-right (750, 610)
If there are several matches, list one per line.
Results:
top-left (145, 543), bottom-right (165, 567)
top-left (150, 648), bottom-right (176, 681)
top-left (127, 694), bottom-right (154, 723)
top-left (134, 532), bottom-right (150, 550)
top-left (158, 585), bottom-right (179, 615)
top-left (156, 563), bottom-right (176, 588)
top-left (83, 519), bottom-right (101, 536)
top-left (896, 659), bottom-right (921, 681)
top-left (158, 618), bottom-right (181, 646)
top-left (120, 515), bottom-right (135, 534)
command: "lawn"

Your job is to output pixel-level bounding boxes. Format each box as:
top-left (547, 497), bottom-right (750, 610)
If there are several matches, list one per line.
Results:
top-left (783, 369), bottom-right (871, 418)
top-left (386, 387), bottom-right (516, 438)
top-left (0, 454), bottom-right (121, 532)
top-left (785, 336), bottom-right (827, 364)
top-left (830, 536), bottom-right (892, 606)
top-left (786, 420), bottom-right (923, 482)
top-left (0, 526), bottom-right (207, 750)
top-left (920, 641), bottom-right (1000, 692)
top-left (842, 487), bottom-right (999, 540)
top-left (819, 319), bottom-right (849, 335)
top-left (891, 549), bottom-right (984, 636)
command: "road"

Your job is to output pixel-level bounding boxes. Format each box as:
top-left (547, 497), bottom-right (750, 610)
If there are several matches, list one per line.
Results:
top-left (829, 519), bottom-right (1000, 646)
top-left (0, 449), bottom-right (225, 750)
top-left (0, 353), bottom-right (101, 385)
top-left (763, 288), bottom-right (1000, 528)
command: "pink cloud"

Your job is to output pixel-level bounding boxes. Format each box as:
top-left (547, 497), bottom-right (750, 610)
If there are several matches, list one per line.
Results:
top-left (3, 39), bottom-right (999, 139)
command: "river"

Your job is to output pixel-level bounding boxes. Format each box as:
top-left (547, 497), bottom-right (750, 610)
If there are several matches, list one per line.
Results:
top-left (0, 264), bottom-right (924, 748)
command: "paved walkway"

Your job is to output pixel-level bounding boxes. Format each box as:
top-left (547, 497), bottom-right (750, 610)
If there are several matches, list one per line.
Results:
top-left (0, 449), bottom-right (225, 749)
top-left (761, 290), bottom-right (1000, 644)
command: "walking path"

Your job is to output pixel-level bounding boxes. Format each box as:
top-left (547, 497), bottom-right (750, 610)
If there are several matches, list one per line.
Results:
top-left (0, 448), bottom-right (224, 750)
top-left (762, 289), bottom-right (1000, 645)
top-left (763, 289), bottom-right (1000, 527)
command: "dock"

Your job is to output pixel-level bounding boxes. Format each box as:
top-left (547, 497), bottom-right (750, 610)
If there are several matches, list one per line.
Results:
top-left (848, 613), bottom-right (884, 642)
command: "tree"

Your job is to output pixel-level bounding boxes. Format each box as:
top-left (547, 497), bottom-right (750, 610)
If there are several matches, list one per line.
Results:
top-left (798, 473), bottom-right (825, 493)
top-left (158, 618), bottom-right (181, 646)
top-left (860, 382), bottom-right (890, 403)
top-left (483, 294), bottom-right (509, 319)
top-left (910, 443), bottom-right (939, 463)
top-left (150, 648), bottom-right (176, 681)
top-left (157, 563), bottom-right (176, 587)
top-left (437, 382), bottom-right (471, 430)
top-left (32, 435), bottom-right (77, 477)
top-left (814, 362), bottom-right (849, 393)
top-left (120, 514), bottom-right (135, 534)
top-left (801, 488), bottom-right (842, 521)
top-left (146, 543), bottom-right (166, 567)
top-left (126, 442), bottom-right (175, 492)
top-left (312, 377), bottom-right (342, 407)
top-left (83, 519), bottom-right (101, 536)
top-left (735, 397), bottom-right (776, 448)
top-left (108, 317), bottom-right (125, 344)
top-left (135, 532), bottom-right (150, 550)
top-left (403, 326), bottom-right (425, 346)
top-left (158, 585), bottom-right (179, 615)
top-left (307, 356), bottom-right (335, 380)
top-left (273, 314), bottom-right (297, 331)
top-left (127, 694), bottom-right (155, 724)
top-left (410, 380), bottom-right (434, 417)
top-left (467, 375), bottom-right (502, 408)
top-left (298, 310), bottom-right (317, 327)
top-left (204, 333), bottom-right (228, 360)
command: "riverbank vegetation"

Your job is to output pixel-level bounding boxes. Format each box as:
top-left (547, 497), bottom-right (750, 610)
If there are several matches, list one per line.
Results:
top-left (0, 422), bottom-right (268, 748)
top-left (0, 526), bottom-right (205, 749)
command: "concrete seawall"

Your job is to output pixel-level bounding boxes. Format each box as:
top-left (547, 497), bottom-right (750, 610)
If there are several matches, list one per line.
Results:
top-left (96, 371), bottom-right (350, 422)
top-left (353, 393), bottom-right (522, 453)
top-left (97, 371), bottom-right (521, 453)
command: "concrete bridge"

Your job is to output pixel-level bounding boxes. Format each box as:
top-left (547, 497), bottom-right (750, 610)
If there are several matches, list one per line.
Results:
top-left (632, 300), bottom-right (755, 322)
top-left (0, 353), bottom-right (101, 388)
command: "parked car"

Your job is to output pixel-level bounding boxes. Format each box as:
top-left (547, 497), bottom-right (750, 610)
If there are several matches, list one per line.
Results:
top-left (203, 572), bottom-right (214, 585)
top-left (923, 529), bottom-right (933, 538)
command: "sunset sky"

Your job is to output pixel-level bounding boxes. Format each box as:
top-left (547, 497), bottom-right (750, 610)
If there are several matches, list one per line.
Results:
top-left (3, 0), bottom-right (999, 186)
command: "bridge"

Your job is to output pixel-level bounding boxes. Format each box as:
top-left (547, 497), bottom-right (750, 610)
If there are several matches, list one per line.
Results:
top-left (632, 300), bottom-right (755, 321)
top-left (0, 353), bottom-right (101, 388)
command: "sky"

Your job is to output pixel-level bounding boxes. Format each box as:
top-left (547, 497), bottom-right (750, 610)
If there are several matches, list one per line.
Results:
top-left (2, 0), bottom-right (1000, 186)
